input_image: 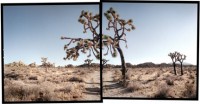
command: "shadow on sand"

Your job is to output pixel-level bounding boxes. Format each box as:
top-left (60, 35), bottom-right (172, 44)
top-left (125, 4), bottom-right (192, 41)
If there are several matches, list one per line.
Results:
top-left (83, 87), bottom-right (100, 95)
top-left (103, 82), bottom-right (123, 90)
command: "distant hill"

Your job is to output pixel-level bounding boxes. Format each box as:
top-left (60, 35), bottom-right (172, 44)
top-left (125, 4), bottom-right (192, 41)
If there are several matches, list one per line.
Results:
top-left (77, 63), bottom-right (100, 68)
top-left (102, 62), bottom-right (196, 68)
top-left (59, 62), bottom-right (196, 68)
top-left (136, 62), bottom-right (156, 68)
top-left (168, 62), bottom-right (195, 66)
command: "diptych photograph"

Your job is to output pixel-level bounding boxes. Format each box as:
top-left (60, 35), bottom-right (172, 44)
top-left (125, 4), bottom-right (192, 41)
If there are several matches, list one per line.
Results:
top-left (1, 0), bottom-right (199, 103)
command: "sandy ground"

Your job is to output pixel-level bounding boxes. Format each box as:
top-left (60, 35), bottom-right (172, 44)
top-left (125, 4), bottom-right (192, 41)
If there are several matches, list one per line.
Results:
top-left (4, 66), bottom-right (100, 101)
top-left (103, 67), bottom-right (197, 98)
top-left (83, 70), bottom-right (101, 100)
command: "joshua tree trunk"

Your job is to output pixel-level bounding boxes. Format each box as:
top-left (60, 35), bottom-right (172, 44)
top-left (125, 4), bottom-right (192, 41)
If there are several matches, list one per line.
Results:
top-left (173, 62), bottom-right (177, 75)
top-left (181, 62), bottom-right (183, 75)
top-left (117, 47), bottom-right (126, 86)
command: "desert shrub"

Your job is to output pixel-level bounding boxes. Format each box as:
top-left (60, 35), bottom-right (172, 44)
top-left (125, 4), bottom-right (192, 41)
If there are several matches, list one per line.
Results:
top-left (76, 69), bottom-right (87, 76)
top-left (182, 82), bottom-right (196, 98)
top-left (34, 89), bottom-right (55, 101)
top-left (125, 81), bottom-right (140, 92)
top-left (65, 64), bottom-right (74, 68)
top-left (54, 83), bottom-right (85, 100)
top-left (5, 72), bottom-right (21, 80)
top-left (154, 84), bottom-right (169, 98)
top-left (68, 76), bottom-right (84, 82)
top-left (165, 78), bottom-right (174, 86)
top-left (28, 76), bottom-right (38, 80)
top-left (189, 74), bottom-right (195, 79)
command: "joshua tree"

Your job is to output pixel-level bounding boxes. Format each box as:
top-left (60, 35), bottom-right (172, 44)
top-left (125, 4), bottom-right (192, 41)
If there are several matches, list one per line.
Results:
top-left (102, 59), bottom-right (109, 67)
top-left (168, 51), bottom-right (179, 75)
top-left (103, 7), bottom-right (135, 85)
top-left (41, 57), bottom-right (49, 72)
top-left (41, 57), bottom-right (48, 67)
top-left (61, 10), bottom-right (100, 63)
top-left (177, 53), bottom-right (186, 75)
top-left (84, 59), bottom-right (93, 69)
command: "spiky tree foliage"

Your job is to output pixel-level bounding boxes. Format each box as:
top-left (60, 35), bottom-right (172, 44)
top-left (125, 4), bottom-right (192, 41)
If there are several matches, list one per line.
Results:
top-left (102, 59), bottom-right (109, 67)
top-left (84, 59), bottom-right (93, 69)
top-left (61, 10), bottom-right (100, 62)
top-left (177, 53), bottom-right (186, 75)
top-left (168, 51), bottom-right (179, 75)
top-left (41, 57), bottom-right (48, 67)
top-left (103, 7), bottom-right (135, 86)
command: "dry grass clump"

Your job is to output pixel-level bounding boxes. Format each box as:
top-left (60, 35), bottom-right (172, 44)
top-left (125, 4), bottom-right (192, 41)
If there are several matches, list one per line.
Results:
top-left (154, 84), bottom-right (169, 98)
top-left (54, 83), bottom-right (85, 100)
top-left (28, 76), bottom-right (38, 80)
top-left (182, 81), bottom-right (196, 98)
top-left (125, 81), bottom-right (140, 92)
top-left (68, 76), bottom-right (85, 82)
top-left (4, 80), bottom-right (54, 101)
top-left (165, 77), bottom-right (174, 86)
top-left (4, 72), bottom-right (24, 80)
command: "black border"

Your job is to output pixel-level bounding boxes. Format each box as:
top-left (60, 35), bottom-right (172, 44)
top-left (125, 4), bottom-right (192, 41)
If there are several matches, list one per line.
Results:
top-left (1, 2), bottom-right (103, 103)
top-left (102, 0), bottom-right (199, 100)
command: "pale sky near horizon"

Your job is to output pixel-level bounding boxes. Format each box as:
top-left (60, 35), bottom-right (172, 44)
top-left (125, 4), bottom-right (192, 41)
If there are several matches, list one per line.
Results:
top-left (3, 4), bottom-right (99, 66)
top-left (103, 3), bottom-right (197, 65)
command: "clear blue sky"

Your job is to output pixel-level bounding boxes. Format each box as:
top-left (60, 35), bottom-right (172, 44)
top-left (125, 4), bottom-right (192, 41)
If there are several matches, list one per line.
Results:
top-left (103, 3), bottom-right (197, 65)
top-left (3, 5), bottom-right (99, 66)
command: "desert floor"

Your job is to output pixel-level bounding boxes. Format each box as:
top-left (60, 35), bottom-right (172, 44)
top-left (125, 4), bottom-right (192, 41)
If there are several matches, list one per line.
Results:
top-left (103, 67), bottom-right (197, 98)
top-left (4, 66), bottom-right (100, 101)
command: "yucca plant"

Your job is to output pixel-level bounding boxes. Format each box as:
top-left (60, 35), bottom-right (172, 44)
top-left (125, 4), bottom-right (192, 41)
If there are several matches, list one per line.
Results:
top-left (103, 7), bottom-right (135, 86)
top-left (61, 10), bottom-right (100, 62)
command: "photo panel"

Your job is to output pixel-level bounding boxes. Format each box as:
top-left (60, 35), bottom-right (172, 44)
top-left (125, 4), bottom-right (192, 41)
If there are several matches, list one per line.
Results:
top-left (102, 1), bottom-right (199, 100)
top-left (2, 3), bottom-right (102, 103)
